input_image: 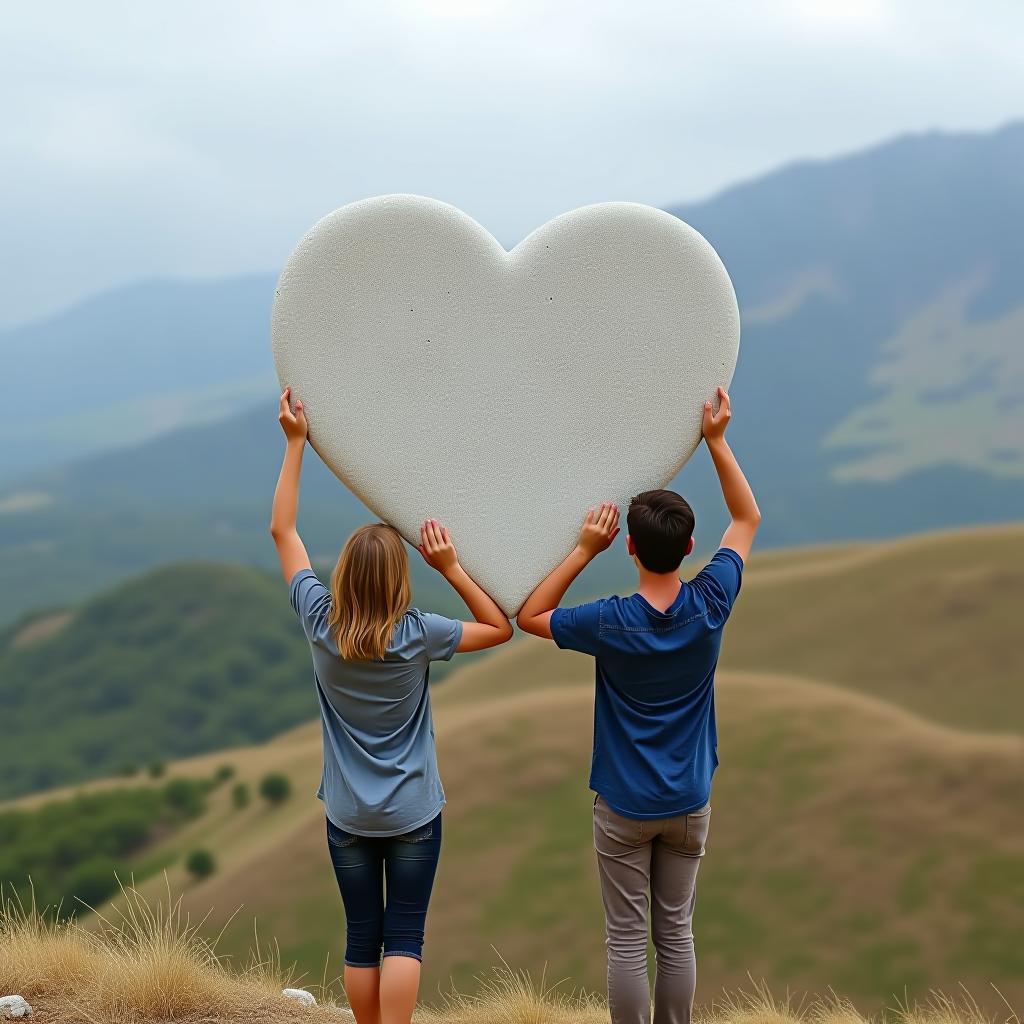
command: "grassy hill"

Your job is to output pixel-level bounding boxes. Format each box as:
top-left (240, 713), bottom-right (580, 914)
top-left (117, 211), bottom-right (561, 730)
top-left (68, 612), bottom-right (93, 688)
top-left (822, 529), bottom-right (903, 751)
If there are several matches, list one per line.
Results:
top-left (3, 524), bottom-right (1020, 1014)
top-left (62, 644), bottom-right (1023, 1014)
top-left (723, 522), bottom-right (1024, 732)
top-left (4, 522), bottom-right (1019, 801)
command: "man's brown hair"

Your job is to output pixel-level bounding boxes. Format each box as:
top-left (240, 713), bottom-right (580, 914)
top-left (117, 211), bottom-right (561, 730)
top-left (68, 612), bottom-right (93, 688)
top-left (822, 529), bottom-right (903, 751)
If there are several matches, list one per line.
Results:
top-left (627, 489), bottom-right (695, 573)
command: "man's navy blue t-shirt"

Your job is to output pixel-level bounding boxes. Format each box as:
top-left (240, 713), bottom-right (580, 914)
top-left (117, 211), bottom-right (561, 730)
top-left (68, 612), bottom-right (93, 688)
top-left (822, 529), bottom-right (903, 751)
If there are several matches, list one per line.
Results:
top-left (550, 547), bottom-right (744, 820)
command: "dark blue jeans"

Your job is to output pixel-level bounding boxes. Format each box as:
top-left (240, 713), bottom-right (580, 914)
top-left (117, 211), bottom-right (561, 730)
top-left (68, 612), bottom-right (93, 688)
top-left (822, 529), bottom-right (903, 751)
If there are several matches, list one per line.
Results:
top-left (326, 813), bottom-right (442, 967)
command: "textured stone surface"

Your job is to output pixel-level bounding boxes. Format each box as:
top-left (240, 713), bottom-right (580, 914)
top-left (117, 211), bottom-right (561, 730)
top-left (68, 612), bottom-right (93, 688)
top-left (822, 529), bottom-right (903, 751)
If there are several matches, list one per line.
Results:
top-left (272, 195), bottom-right (739, 614)
top-left (0, 995), bottom-right (32, 1019)
top-left (281, 988), bottom-right (316, 1007)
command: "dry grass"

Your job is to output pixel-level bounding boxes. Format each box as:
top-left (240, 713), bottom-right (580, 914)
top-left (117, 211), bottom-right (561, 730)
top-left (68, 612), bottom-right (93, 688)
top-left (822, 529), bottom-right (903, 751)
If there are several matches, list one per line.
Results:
top-left (1, 887), bottom-right (1019, 1024)
top-left (0, 882), bottom-right (346, 1023)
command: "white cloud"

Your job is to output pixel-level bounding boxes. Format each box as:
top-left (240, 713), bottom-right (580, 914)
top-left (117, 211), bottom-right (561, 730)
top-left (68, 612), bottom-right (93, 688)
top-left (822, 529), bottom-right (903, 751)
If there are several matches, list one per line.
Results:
top-left (0, 0), bottom-right (1021, 325)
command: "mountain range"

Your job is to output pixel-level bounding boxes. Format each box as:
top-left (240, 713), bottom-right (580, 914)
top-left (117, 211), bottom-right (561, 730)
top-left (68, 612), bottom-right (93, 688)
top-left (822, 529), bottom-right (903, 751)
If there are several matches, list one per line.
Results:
top-left (1, 120), bottom-right (1022, 624)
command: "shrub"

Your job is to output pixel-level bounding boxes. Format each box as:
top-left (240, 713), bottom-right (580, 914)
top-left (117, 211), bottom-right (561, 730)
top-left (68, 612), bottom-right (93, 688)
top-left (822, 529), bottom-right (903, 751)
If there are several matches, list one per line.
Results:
top-left (162, 778), bottom-right (205, 818)
top-left (258, 773), bottom-right (291, 806)
top-left (185, 849), bottom-right (215, 881)
top-left (147, 759), bottom-right (166, 778)
top-left (214, 764), bottom-right (235, 784)
top-left (231, 782), bottom-right (249, 810)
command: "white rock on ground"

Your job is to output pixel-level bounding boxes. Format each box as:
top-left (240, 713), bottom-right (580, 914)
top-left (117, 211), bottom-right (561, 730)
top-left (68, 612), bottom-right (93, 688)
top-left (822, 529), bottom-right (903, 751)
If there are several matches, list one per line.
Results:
top-left (282, 988), bottom-right (317, 1007)
top-left (0, 996), bottom-right (33, 1019)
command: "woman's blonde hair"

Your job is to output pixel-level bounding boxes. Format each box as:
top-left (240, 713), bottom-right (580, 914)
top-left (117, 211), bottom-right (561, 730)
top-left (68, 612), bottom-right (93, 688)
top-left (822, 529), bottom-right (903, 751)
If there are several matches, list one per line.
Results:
top-left (327, 523), bottom-right (411, 661)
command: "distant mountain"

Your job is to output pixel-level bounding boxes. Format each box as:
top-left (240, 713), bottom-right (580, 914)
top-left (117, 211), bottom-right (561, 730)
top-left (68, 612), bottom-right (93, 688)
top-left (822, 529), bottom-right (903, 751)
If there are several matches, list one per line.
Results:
top-left (1, 121), bottom-right (1022, 623)
top-left (671, 120), bottom-right (1024, 486)
top-left (0, 275), bottom-right (277, 479)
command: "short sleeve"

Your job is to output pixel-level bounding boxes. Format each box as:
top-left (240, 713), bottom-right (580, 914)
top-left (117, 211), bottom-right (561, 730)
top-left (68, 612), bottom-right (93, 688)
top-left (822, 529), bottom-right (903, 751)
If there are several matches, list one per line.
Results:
top-left (691, 548), bottom-right (744, 622)
top-left (549, 600), bottom-right (603, 656)
top-left (289, 569), bottom-right (332, 641)
top-left (419, 612), bottom-right (463, 662)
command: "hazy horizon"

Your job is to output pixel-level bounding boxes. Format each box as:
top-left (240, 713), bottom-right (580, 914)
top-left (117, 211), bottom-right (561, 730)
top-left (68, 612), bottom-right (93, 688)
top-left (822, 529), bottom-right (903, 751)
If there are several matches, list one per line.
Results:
top-left (3, 0), bottom-right (1023, 327)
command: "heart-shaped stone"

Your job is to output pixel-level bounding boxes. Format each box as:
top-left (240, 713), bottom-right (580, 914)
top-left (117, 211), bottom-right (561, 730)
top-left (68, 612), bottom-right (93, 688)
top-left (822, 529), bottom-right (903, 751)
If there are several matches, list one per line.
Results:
top-left (272, 195), bottom-right (739, 614)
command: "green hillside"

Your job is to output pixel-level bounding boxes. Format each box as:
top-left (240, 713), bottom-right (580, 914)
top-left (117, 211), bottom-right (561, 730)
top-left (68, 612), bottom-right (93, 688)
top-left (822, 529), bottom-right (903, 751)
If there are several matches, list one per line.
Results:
top-left (0, 564), bottom-right (309, 798)
top-left (0, 561), bottom-right (468, 800)
top-left (3, 524), bottom-right (1021, 1015)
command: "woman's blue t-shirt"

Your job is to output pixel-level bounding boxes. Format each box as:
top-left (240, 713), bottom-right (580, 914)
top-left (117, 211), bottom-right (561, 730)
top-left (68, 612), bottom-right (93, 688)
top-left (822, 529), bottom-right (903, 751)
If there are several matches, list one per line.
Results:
top-left (290, 569), bottom-right (463, 837)
top-left (550, 547), bottom-right (744, 820)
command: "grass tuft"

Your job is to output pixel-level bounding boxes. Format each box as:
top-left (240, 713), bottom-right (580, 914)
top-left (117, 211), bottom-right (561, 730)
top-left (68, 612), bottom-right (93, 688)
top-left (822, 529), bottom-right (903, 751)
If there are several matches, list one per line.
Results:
top-left (892, 987), bottom-right (1020, 1024)
top-left (0, 884), bottom-right (96, 999)
top-left (421, 958), bottom-right (606, 1024)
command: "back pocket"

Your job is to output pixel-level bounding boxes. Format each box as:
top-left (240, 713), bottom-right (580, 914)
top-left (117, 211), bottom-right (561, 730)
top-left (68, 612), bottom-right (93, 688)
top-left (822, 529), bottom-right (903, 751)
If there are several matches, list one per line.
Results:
top-left (396, 819), bottom-right (437, 844)
top-left (326, 818), bottom-right (359, 849)
top-left (682, 803), bottom-right (711, 856)
top-left (595, 796), bottom-right (644, 846)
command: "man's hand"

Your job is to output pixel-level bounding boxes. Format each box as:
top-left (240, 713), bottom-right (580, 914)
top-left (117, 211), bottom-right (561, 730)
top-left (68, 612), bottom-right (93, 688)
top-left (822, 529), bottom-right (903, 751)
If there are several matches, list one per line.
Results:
top-left (278, 387), bottom-right (308, 442)
top-left (576, 502), bottom-right (620, 559)
top-left (702, 386), bottom-right (731, 444)
top-left (418, 519), bottom-right (460, 575)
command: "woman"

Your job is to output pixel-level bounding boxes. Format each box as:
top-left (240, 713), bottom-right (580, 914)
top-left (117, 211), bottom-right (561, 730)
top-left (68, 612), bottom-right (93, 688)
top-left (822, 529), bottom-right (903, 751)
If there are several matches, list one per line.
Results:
top-left (270, 387), bottom-right (513, 1024)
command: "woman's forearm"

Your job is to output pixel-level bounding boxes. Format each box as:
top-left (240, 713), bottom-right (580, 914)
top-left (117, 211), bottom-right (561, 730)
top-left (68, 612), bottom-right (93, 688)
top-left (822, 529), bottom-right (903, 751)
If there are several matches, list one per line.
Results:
top-left (270, 439), bottom-right (305, 534)
top-left (443, 564), bottom-right (508, 629)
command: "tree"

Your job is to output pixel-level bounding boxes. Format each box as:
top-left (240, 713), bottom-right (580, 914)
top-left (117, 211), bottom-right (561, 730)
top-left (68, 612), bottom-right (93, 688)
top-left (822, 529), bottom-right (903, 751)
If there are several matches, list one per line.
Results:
top-left (185, 848), bottom-right (215, 880)
top-left (231, 782), bottom-right (250, 809)
top-left (147, 759), bottom-right (166, 778)
top-left (259, 773), bottom-right (291, 806)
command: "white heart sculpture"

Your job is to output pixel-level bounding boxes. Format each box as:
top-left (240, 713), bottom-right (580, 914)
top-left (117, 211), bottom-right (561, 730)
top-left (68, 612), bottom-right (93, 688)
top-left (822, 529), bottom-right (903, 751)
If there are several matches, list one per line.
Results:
top-left (272, 195), bottom-right (739, 614)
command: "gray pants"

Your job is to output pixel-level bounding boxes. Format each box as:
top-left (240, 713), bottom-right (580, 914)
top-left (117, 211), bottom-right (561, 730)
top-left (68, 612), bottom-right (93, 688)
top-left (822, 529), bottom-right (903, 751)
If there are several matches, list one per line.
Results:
top-left (593, 795), bottom-right (711, 1024)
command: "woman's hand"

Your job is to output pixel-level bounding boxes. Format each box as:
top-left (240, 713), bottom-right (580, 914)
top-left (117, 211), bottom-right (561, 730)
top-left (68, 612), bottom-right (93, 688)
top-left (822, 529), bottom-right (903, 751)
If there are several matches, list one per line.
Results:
top-left (576, 502), bottom-right (620, 559)
top-left (278, 387), bottom-right (308, 443)
top-left (270, 388), bottom-right (311, 582)
top-left (418, 519), bottom-right (459, 576)
top-left (419, 519), bottom-right (512, 652)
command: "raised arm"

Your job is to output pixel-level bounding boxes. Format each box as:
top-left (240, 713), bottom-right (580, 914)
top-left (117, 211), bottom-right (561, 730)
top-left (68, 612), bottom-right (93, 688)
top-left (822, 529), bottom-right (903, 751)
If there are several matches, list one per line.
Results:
top-left (418, 519), bottom-right (513, 652)
top-left (516, 503), bottom-right (620, 640)
top-left (269, 387), bottom-right (313, 582)
top-left (702, 386), bottom-right (761, 563)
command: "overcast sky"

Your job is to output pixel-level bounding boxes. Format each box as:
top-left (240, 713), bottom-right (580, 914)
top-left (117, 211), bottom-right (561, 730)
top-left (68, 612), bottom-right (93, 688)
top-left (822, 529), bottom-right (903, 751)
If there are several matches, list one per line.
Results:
top-left (2, 0), bottom-right (1022, 327)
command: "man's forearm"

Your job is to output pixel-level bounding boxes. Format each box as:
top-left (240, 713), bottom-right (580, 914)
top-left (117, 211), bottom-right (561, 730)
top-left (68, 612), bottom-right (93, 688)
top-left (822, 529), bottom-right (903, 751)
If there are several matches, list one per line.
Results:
top-left (518, 546), bottom-right (592, 621)
top-left (270, 439), bottom-right (304, 534)
top-left (707, 437), bottom-right (760, 523)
